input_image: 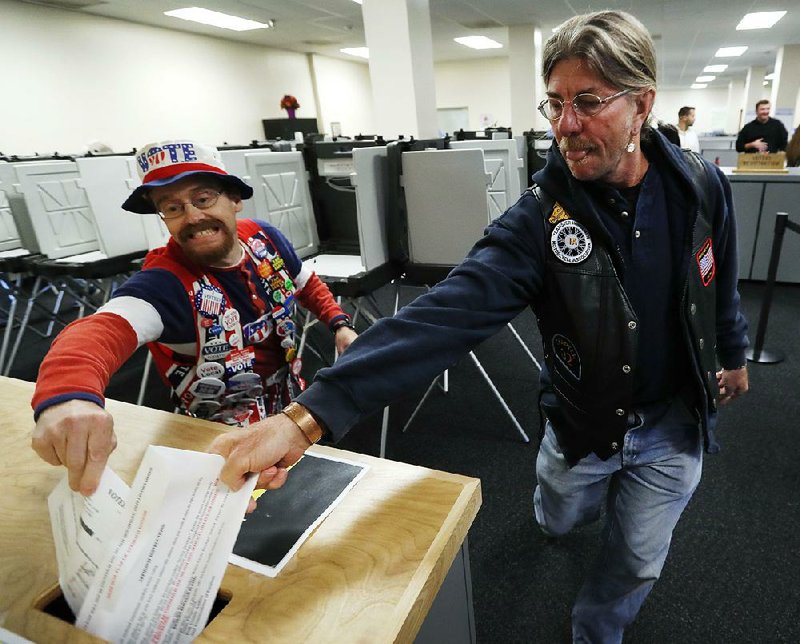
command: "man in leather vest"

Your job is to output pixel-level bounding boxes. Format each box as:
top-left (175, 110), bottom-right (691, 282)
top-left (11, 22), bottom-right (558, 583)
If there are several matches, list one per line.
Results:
top-left (215, 11), bottom-right (749, 642)
top-left (31, 140), bottom-right (357, 495)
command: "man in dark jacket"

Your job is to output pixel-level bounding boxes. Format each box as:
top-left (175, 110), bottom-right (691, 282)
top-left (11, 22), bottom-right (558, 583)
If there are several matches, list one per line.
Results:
top-left (211, 10), bottom-right (749, 642)
top-left (736, 99), bottom-right (789, 153)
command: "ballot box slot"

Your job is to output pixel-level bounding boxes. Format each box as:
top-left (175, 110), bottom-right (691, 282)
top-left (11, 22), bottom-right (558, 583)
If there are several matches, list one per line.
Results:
top-left (32, 582), bottom-right (232, 629)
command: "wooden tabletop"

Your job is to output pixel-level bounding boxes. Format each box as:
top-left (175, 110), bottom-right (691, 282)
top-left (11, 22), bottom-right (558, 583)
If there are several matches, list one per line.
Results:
top-left (0, 377), bottom-right (481, 643)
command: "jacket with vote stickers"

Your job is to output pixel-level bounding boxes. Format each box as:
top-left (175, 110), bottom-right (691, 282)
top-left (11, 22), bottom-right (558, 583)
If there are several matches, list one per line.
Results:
top-left (293, 129), bottom-right (748, 464)
top-left (32, 220), bottom-right (348, 426)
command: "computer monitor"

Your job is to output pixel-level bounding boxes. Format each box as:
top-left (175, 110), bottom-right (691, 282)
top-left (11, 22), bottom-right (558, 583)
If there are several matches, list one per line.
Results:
top-left (262, 118), bottom-right (320, 141)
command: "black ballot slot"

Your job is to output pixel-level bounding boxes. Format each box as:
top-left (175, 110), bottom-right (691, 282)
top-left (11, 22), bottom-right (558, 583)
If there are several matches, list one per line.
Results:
top-left (33, 583), bottom-right (232, 628)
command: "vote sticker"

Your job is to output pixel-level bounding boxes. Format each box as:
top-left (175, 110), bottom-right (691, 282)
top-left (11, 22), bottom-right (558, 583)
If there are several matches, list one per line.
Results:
top-left (257, 261), bottom-right (273, 278)
top-left (189, 398), bottom-right (222, 417)
top-left (222, 308), bottom-right (240, 331)
top-left (194, 284), bottom-right (226, 318)
top-left (197, 361), bottom-right (225, 379)
top-left (189, 377), bottom-right (226, 399)
top-left (228, 371), bottom-right (261, 392)
top-left (225, 346), bottom-right (255, 377)
top-left (243, 317), bottom-right (272, 344)
top-left (202, 338), bottom-right (232, 361)
top-left (250, 237), bottom-right (267, 259)
top-left (290, 357), bottom-right (303, 376)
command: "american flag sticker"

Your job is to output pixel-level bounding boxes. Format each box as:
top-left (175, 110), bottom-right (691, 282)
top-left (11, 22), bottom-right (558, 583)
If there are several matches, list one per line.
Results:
top-left (695, 238), bottom-right (715, 287)
top-left (195, 285), bottom-right (225, 318)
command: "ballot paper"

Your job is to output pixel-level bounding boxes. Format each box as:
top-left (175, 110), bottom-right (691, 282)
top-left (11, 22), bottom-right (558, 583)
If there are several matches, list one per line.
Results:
top-left (49, 445), bottom-right (256, 644)
top-left (48, 467), bottom-right (130, 614)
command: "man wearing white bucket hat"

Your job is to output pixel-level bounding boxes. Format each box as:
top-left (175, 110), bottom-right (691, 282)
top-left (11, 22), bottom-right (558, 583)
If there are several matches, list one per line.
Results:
top-left (31, 140), bottom-right (357, 495)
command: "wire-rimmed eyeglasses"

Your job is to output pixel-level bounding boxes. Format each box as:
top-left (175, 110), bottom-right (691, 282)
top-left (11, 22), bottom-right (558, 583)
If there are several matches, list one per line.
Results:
top-left (537, 89), bottom-right (633, 121)
top-left (157, 189), bottom-right (221, 220)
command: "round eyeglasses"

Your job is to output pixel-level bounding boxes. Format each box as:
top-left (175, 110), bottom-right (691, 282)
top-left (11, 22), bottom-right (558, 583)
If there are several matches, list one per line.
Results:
top-left (157, 189), bottom-right (221, 220)
top-left (537, 88), bottom-right (633, 121)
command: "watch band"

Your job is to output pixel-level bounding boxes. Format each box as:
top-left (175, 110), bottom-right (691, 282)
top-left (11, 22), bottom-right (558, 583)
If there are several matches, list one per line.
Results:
top-left (331, 317), bottom-right (355, 332)
top-left (281, 402), bottom-right (323, 445)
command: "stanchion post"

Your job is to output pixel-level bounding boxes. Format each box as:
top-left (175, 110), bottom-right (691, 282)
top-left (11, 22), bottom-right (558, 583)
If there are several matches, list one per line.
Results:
top-left (746, 212), bottom-right (788, 364)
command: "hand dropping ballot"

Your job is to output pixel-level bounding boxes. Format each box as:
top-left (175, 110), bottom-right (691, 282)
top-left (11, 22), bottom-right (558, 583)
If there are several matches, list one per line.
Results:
top-left (48, 446), bottom-right (367, 642)
top-left (48, 446), bottom-right (256, 643)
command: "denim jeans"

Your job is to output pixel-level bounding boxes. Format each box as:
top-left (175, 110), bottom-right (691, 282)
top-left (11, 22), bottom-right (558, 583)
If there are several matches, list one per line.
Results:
top-left (533, 396), bottom-right (703, 644)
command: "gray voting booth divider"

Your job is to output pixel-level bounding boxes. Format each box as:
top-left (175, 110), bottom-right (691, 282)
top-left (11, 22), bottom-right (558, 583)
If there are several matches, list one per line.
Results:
top-left (0, 155), bottom-right (149, 375)
top-left (449, 139), bottom-right (525, 222)
top-left (382, 141), bottom-right (537, 444)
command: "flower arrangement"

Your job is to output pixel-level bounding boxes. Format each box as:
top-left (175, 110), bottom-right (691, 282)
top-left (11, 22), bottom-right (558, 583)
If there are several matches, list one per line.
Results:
top-left (280, 95), bottom-right (300, 111)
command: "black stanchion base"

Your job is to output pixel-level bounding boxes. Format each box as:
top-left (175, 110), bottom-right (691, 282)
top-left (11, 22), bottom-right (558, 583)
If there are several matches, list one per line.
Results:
top-left (746, 348), bottom-right (785, 364)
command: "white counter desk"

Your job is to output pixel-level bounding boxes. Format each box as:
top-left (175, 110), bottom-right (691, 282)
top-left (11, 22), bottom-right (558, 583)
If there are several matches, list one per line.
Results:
top-left (723, 168), bottom-right (800, 283)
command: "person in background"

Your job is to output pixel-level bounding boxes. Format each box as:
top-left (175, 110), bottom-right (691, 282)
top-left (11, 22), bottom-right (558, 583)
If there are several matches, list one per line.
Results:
top-left (736, 100), bottom-right (788, 153)
top-left (30, 140), bottom-right (358, 495)
top-left (208, 10), bottom-right (749, 641)
top-left (785, 127), bottom-right (800, 167)
top-left (677, 106), bottom-right (700, 153)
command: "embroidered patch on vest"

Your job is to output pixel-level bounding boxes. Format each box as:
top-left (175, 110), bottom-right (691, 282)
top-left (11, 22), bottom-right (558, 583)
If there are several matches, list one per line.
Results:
top-left (695, 237), bottom-right (715, 287)
top-left (548, 202), bottom-right (569, 224)
top-left (552, 334), bottom-right (581, 380)
top-left (551, 220), bottom-right (592, 264)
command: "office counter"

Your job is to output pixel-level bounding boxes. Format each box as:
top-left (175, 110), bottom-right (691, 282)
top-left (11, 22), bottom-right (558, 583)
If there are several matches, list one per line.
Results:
top-left (724, 169), bottom-right (800, 283)
top-left (0, 377), bottom-right (481, 643)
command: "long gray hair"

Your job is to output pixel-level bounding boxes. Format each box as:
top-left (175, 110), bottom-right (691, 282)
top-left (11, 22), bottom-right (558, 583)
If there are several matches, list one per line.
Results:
top-left (543, 11), bottom-right (656, 93)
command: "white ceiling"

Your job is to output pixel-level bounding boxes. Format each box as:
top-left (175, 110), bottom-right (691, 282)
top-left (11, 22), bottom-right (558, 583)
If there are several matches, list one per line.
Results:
top-left (26, 0), bottom-right (800, 90)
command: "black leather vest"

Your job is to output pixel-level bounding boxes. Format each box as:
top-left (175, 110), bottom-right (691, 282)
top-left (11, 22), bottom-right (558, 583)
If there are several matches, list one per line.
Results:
top-left (532, 152), bottom-right (719, 463)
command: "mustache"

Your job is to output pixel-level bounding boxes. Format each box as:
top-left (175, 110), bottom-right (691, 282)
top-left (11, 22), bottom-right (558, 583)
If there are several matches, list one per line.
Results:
top-left (559, 137), bottom-right (595, 154)
top-left (178, 220), bottom-right (223, 243)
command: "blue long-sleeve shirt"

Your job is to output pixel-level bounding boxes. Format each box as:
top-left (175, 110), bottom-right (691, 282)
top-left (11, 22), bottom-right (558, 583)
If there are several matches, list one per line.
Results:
top-left (297, 131), bottom-right (748, 444)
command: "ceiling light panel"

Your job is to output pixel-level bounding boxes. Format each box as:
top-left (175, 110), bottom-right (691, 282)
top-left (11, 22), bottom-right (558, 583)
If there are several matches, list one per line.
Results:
top-left (736, 11), bottom-right (786, 30)
top-left (715, 46), bottom-right (748, 57)
top-left (340, 47), bottom-right (369, 59)
top-left (704, 65), bottom-right (728, 73)
top-left (164, 8), bottom-right (272, 31)
top-left (453, 36), bottom-right (503, 50)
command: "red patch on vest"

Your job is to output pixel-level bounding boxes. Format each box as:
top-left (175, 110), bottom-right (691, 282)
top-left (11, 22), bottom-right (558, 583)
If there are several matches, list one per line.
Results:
top-left (695, 238), bottom-right (715, 287)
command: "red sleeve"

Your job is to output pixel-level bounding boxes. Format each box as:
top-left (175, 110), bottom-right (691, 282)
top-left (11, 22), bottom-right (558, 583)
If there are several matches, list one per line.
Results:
top-left (31, 312), bottom-right (140, 413)
top-left (294, 272), bottom-right (347, 327)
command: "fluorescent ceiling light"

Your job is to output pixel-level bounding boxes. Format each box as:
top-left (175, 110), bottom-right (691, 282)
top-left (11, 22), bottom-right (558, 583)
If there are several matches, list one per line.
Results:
top-left (691, 83), bottom-right (708, 89)
top-left (340, 47), bottom-right (369, 59)
top-left (454, 36), bottom-right (503, 50)
top-left (736, 11), bottom-right (786, 30)
top-left (696, 75), bottom-right (716, 82)
top-left (704, 64), bottom-right (728, 73)
top-left (164, 7), bottom-right (272, 31)
top-left (715, 46), bottom-right (748, 57)
top-left (352, 0), bottom-right (363, 4)
top-left (765, 72), bottom-right (776, 80)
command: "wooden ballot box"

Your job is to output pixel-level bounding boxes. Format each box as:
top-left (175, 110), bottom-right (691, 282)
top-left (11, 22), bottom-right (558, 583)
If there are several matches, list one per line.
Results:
top-left (0, 377), bottom-right (481, 643)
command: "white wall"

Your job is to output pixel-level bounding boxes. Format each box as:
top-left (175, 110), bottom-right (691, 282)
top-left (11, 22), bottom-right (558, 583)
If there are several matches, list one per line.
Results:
top-left (0, 0), bottom-right (325, 155)
top-left (652, 87), bottom-right (733, 135)
top-left (311, 55), bottom-right (374, 137)
top-left (434, 58), bottom-right (511, 133)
